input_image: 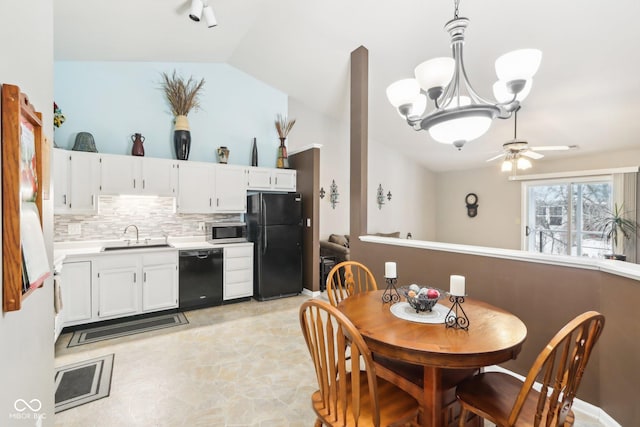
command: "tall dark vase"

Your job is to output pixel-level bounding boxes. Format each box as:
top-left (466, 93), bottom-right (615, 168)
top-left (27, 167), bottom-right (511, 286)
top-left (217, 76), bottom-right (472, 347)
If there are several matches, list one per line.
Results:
top-left (174, 130), bottom-right (191, 160)
top-left (251, 137), bottom-right (258, 166)
top-left (174, 115), bottom-right (191, 160)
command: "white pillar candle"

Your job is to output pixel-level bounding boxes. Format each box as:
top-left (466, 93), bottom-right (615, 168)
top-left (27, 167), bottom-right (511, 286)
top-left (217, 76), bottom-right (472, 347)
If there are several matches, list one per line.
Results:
top-left (450, 275), bottom-right (466, 296)
top-left (384, 262), bottom-right (397, 278)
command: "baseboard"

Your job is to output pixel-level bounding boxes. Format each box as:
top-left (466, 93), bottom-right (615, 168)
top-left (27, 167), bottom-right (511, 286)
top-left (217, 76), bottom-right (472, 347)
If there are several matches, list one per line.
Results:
top-left (484, 365), bottom-right (621, 427)
top-left (301, 288), bottom-right (321, 298)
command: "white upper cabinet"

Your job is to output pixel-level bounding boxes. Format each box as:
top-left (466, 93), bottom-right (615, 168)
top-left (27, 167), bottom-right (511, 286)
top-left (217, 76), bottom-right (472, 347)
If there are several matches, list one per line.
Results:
top-left (273, 169), bottom-right (297, 191)
top-left (99, 154), bottom-right (176, 196)
top-left (176, 161), bottom-right (215, 213)
top-left (247, 167), bottom-right (296, 191)
top-left (53, 148), bottom-right (99, 214)
top-left (177, 162), bottom-right (248, 213)
top-left (141, 157), bottom-right (178, 196)
top-left (214, 165), bottom-right (247, 212)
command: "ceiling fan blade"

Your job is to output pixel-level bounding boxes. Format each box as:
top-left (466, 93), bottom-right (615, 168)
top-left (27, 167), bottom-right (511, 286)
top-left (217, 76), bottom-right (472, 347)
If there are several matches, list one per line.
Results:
top-left (530, 145), bottom-right (578, 151)
top-left (522, 150), bottom-right (544, 159)
top-left (486, 153), bottom-right (505, 162)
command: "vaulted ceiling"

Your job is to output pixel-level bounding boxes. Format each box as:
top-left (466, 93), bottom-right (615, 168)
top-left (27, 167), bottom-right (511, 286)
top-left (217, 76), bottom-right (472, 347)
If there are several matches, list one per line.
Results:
top-left (54, 0), bottom-right (640, 171)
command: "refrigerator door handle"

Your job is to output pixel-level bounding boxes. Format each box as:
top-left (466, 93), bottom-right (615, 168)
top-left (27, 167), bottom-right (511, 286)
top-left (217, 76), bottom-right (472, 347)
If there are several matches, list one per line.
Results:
top-left (261, 198), bottom-right (267, 227)
top-left (262, 226), bottom-right (268, 254)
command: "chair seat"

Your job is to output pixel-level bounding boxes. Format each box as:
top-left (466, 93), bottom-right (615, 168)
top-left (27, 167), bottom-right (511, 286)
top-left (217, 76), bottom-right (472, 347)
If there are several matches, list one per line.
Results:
top-left (456, 372), bottom-right (574, 427)
top-left (312, 371), bottom-right (419, 427)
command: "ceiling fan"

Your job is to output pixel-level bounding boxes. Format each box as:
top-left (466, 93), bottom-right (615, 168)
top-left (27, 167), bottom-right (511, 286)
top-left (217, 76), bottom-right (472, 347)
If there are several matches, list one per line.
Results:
top-left (486, 107), bottom-right (578, 171)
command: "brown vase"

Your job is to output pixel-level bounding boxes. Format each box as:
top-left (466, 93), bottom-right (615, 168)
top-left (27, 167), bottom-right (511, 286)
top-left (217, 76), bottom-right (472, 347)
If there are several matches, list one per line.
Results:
top-left (276, 137), bottom-right (289, 169)
top-left (131, 133), bottom-right (145, 156)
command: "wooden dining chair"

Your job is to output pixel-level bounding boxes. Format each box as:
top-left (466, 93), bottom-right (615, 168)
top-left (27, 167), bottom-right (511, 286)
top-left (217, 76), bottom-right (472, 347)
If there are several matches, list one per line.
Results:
top-left (326, 260), bottom-right (377, 307)
top-left (456, 311), bottom-right (605, 427)
top-left (299, 299), bottom-right (420, 427)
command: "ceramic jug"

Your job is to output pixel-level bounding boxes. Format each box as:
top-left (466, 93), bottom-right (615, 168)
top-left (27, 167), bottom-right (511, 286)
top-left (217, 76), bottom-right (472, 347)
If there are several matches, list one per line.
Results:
top-left (217, 146), bottom-right (229, 164)
top-left (131, 133), bottom-right (145, 156)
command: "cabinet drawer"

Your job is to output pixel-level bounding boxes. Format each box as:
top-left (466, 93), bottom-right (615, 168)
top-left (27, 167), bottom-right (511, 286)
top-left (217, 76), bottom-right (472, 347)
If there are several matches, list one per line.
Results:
top-left (226, 256), bottom-right (252, 271)
top-left (142, 251), bottom-right (178, 266)
top-left (224, 281), bottom-right (252, 299)
top-left (225, 245), bottom-right (253, 258)
top-left (226, 269), bottom-right (251, 284)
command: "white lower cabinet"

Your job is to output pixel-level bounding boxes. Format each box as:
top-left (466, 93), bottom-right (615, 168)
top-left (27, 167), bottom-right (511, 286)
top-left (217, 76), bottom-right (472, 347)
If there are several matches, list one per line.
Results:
top-left (61, 249), bottom-right (178, 327)
top-left (142, 252), bottom-right (178, 312)
top-left (96, 255), bottom-right (139, 319)
top-left (223, 244), bottom-right (253, 300)
top-left (60, 260), bottom-right (93, 326)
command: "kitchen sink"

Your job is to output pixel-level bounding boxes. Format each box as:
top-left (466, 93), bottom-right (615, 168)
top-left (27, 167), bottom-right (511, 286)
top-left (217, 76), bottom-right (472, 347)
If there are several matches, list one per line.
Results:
top-left (101, 237), bottom-right (173, 252)
top-left (102, 243), bottom-right (173, 251)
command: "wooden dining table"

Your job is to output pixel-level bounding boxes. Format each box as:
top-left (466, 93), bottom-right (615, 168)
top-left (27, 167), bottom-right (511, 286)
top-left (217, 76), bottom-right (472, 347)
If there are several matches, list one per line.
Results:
top-left (337, 289), bottom-right (527, 427)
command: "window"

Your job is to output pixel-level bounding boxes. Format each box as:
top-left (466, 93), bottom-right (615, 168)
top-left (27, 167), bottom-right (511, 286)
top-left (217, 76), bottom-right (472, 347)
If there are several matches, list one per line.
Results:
top-left (523, 178), bottom-right (612, 257)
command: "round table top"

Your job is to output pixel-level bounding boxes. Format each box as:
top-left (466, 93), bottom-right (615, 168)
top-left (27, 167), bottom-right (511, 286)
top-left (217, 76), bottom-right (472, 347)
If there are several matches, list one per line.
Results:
top-left (338, 290), bottom-right (528, 369)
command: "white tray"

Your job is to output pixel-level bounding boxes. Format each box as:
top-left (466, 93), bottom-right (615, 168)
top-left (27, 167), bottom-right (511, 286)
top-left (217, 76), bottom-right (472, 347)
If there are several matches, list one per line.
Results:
top-left (390, 302), bottom-right (449, 324)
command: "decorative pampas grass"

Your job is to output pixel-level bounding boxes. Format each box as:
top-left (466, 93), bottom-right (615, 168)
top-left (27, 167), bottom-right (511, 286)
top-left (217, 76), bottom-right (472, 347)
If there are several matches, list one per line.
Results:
top-left (275, 114), bottom-right (296, 138)
top-left (161, 70), bottom-right (205, 116)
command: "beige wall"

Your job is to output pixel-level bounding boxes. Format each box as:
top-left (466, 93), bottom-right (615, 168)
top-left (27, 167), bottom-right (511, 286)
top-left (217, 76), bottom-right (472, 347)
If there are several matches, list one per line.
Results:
top-left (289, 97), bottom-right (436, 241)
top-left (0, 1), bottom-right (55, 425)
top-left (436, 166), bottom-right (522, 249)
top-left (289, 98), bottom-right (351, 239)
top-left (435, 148), bottom-right (640, 249)
top-left (368, 138), bottom-right (436, 240)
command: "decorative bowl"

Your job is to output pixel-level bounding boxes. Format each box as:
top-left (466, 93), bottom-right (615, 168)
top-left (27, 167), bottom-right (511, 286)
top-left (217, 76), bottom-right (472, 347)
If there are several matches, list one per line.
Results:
top-left (399, 285), bottom-right (445, 313)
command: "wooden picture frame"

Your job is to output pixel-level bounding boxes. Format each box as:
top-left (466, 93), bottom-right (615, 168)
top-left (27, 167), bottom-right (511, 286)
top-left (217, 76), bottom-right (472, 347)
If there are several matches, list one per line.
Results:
top-left (2, 83), bottom-right (48, 312)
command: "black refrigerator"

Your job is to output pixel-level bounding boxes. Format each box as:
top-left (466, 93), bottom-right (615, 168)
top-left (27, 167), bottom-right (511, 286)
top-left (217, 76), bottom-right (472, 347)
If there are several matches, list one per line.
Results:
top-left (246, 192), bottom-right (303, 300)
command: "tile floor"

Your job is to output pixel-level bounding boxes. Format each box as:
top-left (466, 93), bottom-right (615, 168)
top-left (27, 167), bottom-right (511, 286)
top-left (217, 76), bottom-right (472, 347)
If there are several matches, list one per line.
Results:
top-left (54, 294), bottom-right (606, 427)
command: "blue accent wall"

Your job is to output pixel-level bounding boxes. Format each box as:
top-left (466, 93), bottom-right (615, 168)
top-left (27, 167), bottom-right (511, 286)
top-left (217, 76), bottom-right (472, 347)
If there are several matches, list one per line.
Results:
top-left (54, 61), bottom-right (288, 166)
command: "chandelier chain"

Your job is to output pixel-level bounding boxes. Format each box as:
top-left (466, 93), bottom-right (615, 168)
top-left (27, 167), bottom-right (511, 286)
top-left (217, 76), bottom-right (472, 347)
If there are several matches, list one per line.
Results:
top-left (454, 0), bottom-right (460, 19)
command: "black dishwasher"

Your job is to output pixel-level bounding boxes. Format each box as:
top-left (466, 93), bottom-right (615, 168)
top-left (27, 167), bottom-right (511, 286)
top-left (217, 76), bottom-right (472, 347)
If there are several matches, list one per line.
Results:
top-left (179, 248), bottom-right (223, 310)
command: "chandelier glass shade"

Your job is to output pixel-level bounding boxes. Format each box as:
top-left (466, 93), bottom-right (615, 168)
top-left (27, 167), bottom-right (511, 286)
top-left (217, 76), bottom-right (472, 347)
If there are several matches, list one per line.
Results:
top-left (386, 1), bottom-right (542, 147)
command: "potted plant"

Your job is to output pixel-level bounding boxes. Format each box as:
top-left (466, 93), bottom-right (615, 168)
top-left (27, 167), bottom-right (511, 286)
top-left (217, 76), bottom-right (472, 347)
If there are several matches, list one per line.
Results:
top-left (161, 71), bottom-right (205, 160)
top-left (596, 202), bottom-right (638, 261)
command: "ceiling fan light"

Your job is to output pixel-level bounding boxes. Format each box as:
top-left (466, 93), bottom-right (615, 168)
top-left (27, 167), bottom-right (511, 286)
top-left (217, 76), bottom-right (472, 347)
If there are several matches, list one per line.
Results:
top-left (493, 79), bottom-right (533, 103)
top-left (501, 160), bottom-right (513, 172)
top-left (386, 79), bottom-right (421, 108)
top-left (495, 49), bottom-right (542, 82)
top-left (189, 0), bottom-right (204, 21)
top-left (414, 57), bottom-right (455, 92)
top-left (517, 156), bottom-right (532, 170)
top-left (428, 114), bottom-right (492, 144)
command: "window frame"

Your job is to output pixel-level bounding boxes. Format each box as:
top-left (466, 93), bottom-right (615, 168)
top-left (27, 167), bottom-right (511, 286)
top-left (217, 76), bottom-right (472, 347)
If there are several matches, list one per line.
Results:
top-left (520, 175), bottom-right (613, 256)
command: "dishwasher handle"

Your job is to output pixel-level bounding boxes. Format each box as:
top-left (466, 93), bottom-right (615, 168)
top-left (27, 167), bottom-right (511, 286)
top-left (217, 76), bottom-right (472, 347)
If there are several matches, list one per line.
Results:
top-left (179, 249), bottom-right (222, 258)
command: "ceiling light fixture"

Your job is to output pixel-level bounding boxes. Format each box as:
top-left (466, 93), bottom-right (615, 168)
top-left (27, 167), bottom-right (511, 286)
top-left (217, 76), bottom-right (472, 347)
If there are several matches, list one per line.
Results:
top-left (203, 5), bottom-right (217, 28)
top-left (188, 0), bottom-right (217, 28)
top-left (386, 0), bottom-right (542, 149)
top-left (188, 0), bottom-right (203, 21)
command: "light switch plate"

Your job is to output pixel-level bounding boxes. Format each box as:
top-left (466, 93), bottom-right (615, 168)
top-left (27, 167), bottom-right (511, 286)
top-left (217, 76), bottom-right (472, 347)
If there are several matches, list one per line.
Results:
top-left (68, 223), bottom-right (81, 235)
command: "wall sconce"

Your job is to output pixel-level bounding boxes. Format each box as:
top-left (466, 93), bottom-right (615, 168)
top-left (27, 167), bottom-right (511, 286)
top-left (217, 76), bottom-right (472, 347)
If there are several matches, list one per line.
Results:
top-left (319, 187), bottom-right (326, 199)
top-left (387, 191), bottom-right (392, 201)
top-left (377, 184), bottom-right (385, 209)
top-left (329, 180), bottom-right (339, 209)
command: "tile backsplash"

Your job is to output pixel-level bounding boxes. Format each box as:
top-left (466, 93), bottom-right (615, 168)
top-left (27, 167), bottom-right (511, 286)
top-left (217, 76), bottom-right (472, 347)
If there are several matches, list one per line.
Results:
top-left (54, 195), bottom-right (242, 242)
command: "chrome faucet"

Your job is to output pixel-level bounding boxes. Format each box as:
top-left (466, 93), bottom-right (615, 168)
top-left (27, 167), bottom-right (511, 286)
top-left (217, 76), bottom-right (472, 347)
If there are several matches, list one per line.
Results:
top-left (124, 224), bottom-right (139, 244)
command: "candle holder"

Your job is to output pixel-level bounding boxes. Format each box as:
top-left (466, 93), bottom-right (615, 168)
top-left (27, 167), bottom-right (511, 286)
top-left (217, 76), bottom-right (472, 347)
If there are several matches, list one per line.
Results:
top-left (382, 277), bottom-right (400, 304)
top-left (445, 295), bottom-right (469, 330)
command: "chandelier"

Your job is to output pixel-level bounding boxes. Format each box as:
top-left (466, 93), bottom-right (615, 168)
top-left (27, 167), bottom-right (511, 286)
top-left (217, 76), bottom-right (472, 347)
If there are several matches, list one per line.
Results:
top-left (385, 0), bottom-right (542, 149)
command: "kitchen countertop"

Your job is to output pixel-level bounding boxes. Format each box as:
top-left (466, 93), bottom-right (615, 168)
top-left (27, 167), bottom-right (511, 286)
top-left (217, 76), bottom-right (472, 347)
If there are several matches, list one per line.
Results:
top-left (54, 236), bottom-right (252, 262)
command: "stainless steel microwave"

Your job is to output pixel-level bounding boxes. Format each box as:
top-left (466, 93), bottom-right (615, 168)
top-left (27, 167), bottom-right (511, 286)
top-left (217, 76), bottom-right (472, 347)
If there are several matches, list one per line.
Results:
top-left (206, 222), bottom-right (247, 244)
